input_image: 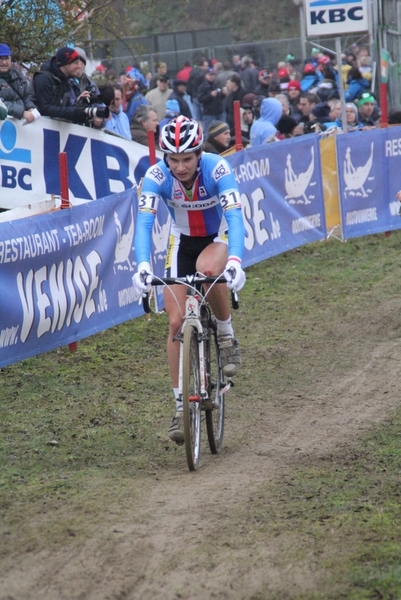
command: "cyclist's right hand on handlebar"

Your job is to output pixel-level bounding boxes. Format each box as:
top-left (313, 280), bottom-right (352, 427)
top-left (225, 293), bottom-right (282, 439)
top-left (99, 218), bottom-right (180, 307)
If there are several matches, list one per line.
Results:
top-left (224, 257), bottom-right (246, 292)
top-left (132, 261), bottom-right (152, 296)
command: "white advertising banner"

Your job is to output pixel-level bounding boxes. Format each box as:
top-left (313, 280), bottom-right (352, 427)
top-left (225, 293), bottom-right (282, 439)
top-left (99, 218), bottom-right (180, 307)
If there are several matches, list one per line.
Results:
top-left (304, 0), bottom-right (369, 36)
top-left (0, 116), bottom-right (161, 210)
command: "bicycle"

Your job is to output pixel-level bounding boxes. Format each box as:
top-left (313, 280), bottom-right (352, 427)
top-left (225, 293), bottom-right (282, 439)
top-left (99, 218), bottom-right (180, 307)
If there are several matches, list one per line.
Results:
top-left (142, 274), bottom-right (239, 472)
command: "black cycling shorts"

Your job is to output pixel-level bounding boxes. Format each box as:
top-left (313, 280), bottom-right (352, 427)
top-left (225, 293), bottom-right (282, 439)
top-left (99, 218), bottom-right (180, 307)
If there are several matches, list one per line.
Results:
top-left (164, 231), bottom-right (228, 277)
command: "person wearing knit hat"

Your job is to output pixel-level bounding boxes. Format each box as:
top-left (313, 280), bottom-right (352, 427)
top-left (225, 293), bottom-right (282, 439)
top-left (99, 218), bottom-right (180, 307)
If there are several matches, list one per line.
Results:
top-left (56, 47), bottom-right (81, 66)
top-left (287, 80), bottom-right (301, 92)
top-left (276, 114), bottom-right (298, 139)
top-left (204, 120), bottom-right (231, 154)
top-left (0, 44), bottom-right (12, 57)
top-left (312, 101), bottom-right (331, 124)
top-left (74, 47), bottom-right (88, 65)
top-left (331, 102), bottom-right (362, 131)
top-left (357, 92), bottom-right (375, 107)
top-left (33, 47), bottom-right (109, 124)
top-left (357, 91), bottom-right (378, 127)
top-left (345, 102), bottom-right (361, 129)
top-left (286, 79), bottom-right (302, 122)
top-left (0, 42), bottom-right (38, 122)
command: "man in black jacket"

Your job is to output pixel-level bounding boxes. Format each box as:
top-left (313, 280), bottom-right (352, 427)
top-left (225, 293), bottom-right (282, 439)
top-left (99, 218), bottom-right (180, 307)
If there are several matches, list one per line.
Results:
top-left (168, 79), bottom-right (192, 119)
top-left (186, 57), bottom-right (209, 121)
top-left (224, 73), bottom-right (245, 136)
top-left (197, 68), bottom-right (225, 137)
top-left (33, 47), bottom-right (108, 124)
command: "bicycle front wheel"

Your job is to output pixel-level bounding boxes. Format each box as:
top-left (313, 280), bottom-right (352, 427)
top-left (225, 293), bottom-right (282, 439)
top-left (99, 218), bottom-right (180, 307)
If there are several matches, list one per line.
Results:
top-left (182, 325), bottom-right (202, 471)
top-left (205, 327), bottom-right (225, 454)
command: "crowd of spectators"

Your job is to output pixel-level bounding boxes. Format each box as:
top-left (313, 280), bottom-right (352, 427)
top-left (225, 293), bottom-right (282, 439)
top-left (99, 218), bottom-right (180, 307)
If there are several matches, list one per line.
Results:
top-left (0, 40), bottom-right (398, 153)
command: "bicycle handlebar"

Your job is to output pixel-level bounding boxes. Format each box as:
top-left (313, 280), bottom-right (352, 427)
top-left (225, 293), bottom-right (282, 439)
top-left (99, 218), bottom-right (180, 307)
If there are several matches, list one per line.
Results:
top-left (141, 273), bottom-right (239, 313)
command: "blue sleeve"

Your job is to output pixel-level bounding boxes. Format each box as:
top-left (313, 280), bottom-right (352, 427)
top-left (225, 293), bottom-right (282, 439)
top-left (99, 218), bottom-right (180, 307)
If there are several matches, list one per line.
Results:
top-left (134, 210), bottom-right (155, 265)
top-left (134, 162), bottom-right (169, 265)
top-left (204, 154), bottom-right (245, 260)
top-left (224, 205), bottom-right (245, 260)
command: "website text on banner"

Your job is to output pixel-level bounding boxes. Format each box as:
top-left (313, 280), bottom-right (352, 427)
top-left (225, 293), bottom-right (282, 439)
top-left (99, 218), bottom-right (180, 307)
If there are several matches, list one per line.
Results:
top-left (336, 127), bottom-right (401, 239)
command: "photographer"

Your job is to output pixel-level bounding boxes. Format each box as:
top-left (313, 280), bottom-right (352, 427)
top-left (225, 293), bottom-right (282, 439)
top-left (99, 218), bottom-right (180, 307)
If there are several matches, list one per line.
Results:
top-left (32, 47), bottom-right (109, 125)
top-left (197, 67), bottom-right (225, 137)
top-left (69, 47), bottom-right (110, 129)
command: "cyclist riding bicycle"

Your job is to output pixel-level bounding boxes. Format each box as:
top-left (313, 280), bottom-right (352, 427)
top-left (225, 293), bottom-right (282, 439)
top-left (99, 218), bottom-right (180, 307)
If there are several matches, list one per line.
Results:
top-left (132, 115), bottom-right (246, 444)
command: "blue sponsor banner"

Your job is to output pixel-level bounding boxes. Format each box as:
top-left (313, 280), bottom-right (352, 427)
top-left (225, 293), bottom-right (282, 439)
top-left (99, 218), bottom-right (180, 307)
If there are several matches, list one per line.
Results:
top-left (0, 188), bottom-right (169, 368)
top-left (227, 134), bottom-right (327, 267)
top-left (337, 128), bottom-right (401, 239)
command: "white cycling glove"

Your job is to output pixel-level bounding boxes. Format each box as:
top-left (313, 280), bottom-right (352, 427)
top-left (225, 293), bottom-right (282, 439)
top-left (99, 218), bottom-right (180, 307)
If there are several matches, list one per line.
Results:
top-left (132, 261), bottom-right (153, 296)
top-left (224, 257), bottom-right (246, 292)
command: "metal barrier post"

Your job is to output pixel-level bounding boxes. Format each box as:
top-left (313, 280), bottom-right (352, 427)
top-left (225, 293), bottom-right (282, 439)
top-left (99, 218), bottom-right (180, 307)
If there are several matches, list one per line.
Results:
top-left (58, 152), bottom-right (77, 352)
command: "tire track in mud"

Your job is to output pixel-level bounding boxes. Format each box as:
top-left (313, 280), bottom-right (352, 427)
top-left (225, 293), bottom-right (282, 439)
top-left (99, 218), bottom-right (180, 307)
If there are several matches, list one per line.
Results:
top-left (2, 337), bottom-right (400, 600)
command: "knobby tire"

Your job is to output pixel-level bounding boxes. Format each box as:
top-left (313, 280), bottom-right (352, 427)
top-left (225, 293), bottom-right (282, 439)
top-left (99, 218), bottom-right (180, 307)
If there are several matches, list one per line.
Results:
top-left (182, 326), bottom-right (201, 471)
top-left (205, 327), bottom-right (225, 454)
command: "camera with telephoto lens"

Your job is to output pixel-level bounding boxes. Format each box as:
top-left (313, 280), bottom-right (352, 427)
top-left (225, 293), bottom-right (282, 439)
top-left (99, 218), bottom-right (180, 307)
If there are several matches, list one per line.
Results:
top-left (77, 93), bottom-right (99, 107)
top-left (84, 106), bottom-right (109, 119)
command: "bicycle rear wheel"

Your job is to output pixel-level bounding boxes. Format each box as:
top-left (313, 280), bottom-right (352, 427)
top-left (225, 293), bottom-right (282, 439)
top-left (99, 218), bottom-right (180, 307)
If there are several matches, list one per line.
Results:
top-left (182, 325), bottom-right (202, 471)
top-left (205, 327), bottom-right (225, 454)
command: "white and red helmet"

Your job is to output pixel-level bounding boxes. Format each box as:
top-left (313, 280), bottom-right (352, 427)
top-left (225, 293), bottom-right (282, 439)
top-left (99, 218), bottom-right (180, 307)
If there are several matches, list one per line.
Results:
top-left (159, 115), bottom-right (204, 153)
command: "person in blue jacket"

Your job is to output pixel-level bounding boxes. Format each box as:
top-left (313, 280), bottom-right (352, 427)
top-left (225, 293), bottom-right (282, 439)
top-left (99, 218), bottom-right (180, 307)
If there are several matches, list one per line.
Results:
top-left (250, 97), bottom-right (282, 146)
top-left (344, 66), bottom-right (370, 103)
top-left (300, 63), bottom-right (320, 93)
top-left (104, 84), bottom-right (131, 139)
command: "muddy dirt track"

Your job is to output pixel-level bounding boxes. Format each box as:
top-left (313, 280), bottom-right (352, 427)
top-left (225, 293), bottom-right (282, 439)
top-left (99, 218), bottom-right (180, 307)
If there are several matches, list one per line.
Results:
top-left (1, 289), bottom-right (400, 600)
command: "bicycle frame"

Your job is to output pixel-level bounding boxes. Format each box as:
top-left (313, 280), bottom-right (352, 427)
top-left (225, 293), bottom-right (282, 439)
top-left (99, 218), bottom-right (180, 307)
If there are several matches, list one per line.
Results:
top-left (177, 286), bottom-right (208, 404)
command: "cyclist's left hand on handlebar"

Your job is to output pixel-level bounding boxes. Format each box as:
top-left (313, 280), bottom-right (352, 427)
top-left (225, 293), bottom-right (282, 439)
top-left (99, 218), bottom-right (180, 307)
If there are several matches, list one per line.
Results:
top-left (132, 261), bottom-right (153, 296)
top-left (224, 258), bottom-right (246, 292)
